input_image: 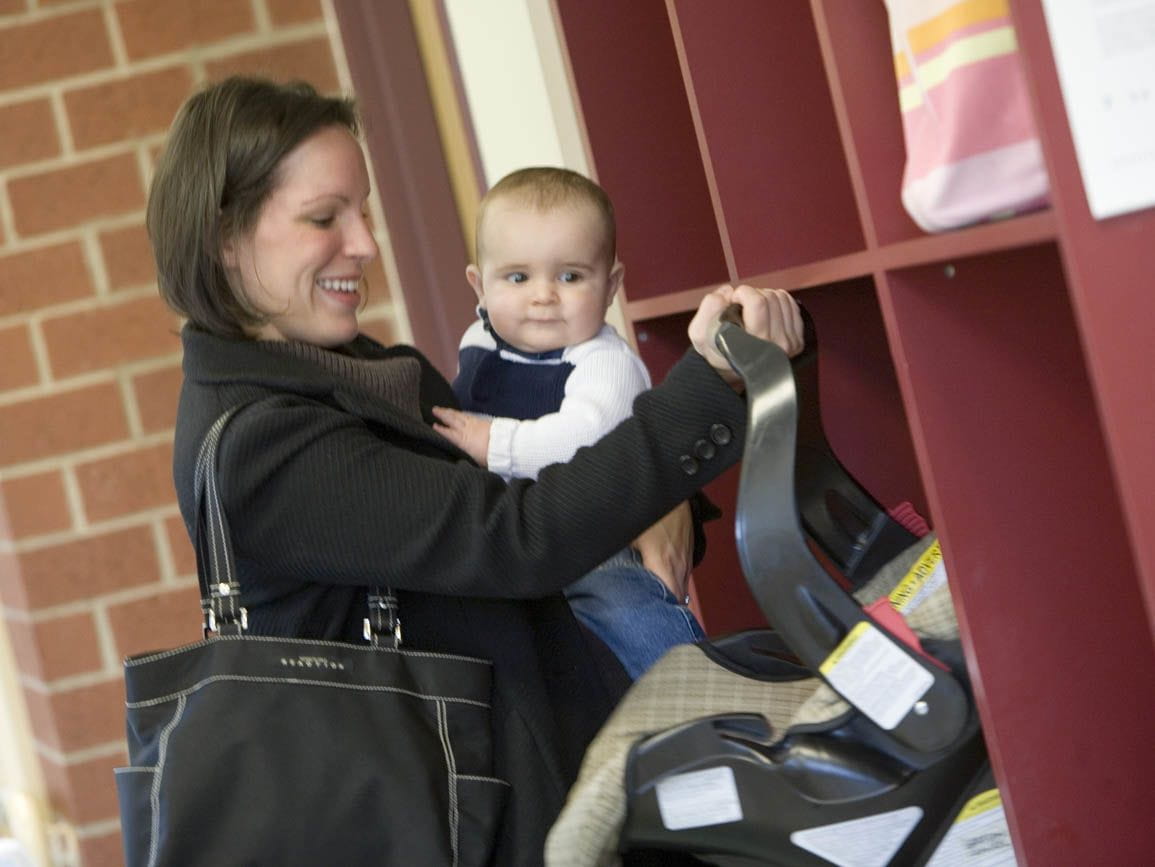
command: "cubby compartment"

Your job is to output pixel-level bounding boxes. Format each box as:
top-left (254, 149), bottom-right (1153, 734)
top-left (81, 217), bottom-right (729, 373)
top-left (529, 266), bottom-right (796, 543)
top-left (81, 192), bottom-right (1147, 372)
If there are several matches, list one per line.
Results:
top-left (633, 278), bottom-right (924, 635)
top-left (879, 244), bottom-right (1155, 859)
top-left (667, 0), bottom-right (865, 275)
top-left (555, 0), bottom-right (728, 301)
top-left (812, 0), bottom-right (923, 246)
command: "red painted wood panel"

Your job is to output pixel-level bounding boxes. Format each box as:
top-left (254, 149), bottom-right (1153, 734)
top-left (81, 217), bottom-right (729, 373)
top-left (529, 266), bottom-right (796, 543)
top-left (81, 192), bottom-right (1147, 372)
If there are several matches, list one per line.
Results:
top-left (879, 244), bottom-right (1155, 864)
top-left (554, 0), bottom-right (729, 300)
top-left (669, 0), bottom-right (864, 275)
top-left (1012, 0), bottom-right (1155, 634)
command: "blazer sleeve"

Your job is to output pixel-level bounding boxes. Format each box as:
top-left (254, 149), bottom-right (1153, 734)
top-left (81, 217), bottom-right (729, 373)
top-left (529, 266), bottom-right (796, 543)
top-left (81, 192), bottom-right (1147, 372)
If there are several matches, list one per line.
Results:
top-left (217, 349), bottom-right (746, 600)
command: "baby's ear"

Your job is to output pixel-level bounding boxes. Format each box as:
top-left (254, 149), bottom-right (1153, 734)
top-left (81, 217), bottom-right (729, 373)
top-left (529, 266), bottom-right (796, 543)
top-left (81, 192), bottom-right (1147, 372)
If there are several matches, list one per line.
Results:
top-left (606, 260), bottom-right (625, 305)
top-left (466, 264), bottom-right (484, 304)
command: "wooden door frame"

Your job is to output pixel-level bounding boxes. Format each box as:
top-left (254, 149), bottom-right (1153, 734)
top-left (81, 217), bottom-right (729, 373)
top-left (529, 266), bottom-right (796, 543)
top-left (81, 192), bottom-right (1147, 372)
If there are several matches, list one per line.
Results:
top-left (332, 0), bottom-right (477, 378)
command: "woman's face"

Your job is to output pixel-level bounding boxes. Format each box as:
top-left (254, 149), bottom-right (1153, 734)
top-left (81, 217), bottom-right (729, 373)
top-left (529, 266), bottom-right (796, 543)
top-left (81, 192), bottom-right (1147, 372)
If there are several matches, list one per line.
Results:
top-left (223, 125), bottom-right (378, 345)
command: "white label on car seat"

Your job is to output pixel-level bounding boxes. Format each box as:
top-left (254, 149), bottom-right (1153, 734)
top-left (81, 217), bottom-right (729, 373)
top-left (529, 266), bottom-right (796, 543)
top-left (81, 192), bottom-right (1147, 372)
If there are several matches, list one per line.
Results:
top-left (654, 765), bottom-right (743, 831)
top-left (790, 806), bottom-right (923, 866)
top-left (925, 788), bottom-right (1018, 866)
top-left (820, 622), bottom-right (934, 729)
top-left (889, 540), bottom-right (948, 614)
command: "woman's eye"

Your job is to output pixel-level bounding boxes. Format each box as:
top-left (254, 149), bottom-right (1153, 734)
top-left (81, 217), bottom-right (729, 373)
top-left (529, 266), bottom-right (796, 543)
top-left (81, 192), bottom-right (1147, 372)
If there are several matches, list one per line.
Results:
top-left (309, 216), bottom-right (336, 228)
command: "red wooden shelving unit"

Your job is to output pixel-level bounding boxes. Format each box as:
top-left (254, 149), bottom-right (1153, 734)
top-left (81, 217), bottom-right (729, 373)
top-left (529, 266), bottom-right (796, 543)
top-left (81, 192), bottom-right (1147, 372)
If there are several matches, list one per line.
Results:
top-left (553, 0), bottom-right (1155, 862)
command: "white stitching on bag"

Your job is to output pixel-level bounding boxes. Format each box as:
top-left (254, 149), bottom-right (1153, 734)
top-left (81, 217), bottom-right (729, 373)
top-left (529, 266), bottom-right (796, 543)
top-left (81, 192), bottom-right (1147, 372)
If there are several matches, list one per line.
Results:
top-left (148, 694), bottom-right (186, 867)
top-left (124, 635), bottom-right (493, 666)
top-left (436, 700), bottom-right (459, 866)
top-left (125, 674), bottom-right (493, 710)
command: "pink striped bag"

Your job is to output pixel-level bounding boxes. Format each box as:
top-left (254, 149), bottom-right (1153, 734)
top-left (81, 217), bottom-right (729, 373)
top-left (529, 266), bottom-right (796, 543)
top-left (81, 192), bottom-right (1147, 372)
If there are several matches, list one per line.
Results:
top-left (885, 0), bottom-right (1050, 232)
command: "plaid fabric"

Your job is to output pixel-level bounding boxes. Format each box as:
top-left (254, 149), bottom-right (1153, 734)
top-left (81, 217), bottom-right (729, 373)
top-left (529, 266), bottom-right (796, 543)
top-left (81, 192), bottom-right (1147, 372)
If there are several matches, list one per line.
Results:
top-left (545, 535), bottom-right (958, 866)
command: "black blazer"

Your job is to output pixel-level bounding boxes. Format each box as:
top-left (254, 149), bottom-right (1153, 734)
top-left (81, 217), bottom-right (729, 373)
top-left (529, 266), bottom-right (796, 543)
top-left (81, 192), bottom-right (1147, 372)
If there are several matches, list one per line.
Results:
top-left (173, 326), bottom-right (748, 865)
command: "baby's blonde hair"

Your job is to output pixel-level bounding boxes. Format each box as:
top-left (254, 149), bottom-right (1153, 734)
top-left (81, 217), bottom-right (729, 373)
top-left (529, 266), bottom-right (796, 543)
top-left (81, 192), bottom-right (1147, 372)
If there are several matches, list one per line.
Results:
top-left (475, 167), bottom-right (616, 265)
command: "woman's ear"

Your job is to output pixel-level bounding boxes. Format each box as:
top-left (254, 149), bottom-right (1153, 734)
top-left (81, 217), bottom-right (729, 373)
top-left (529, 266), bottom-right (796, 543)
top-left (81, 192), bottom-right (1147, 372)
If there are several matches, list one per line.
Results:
top-left (219, 234), bottom-right (239, 270)
top-left (466, 264), bottom-right (485, 305)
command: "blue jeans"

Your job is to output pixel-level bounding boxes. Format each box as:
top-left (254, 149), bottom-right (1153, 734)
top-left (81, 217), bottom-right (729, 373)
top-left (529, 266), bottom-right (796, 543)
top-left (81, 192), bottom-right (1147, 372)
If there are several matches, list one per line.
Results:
top-left (564, 548), bottom-right (705, 680)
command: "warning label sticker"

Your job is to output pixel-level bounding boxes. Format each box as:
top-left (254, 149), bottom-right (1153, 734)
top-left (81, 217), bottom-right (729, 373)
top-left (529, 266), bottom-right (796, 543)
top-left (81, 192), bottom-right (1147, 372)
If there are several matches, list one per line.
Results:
top-left (889, 540), bottom-right (948, 614)
top-left (655, 765), bottom-right (743, 831)
top-left (791, 806), bottom-right (923, 866)
top-left (926, 788), bottom-right (1017, 866)
top-left (820, 621), bottom-right (934, 729)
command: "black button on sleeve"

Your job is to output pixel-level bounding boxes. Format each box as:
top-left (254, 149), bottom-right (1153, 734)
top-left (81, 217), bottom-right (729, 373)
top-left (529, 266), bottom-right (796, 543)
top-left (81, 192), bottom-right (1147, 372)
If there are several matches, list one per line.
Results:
top-left (679, 455), bottom-right (700, 475)
top-left (709, 423), bottom-right (732, 446)
top-left (693, 438), bottom-right (716, 460)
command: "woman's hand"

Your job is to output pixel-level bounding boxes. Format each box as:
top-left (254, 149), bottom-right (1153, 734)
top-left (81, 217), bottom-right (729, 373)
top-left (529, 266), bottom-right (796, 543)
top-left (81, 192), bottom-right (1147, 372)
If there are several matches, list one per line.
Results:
top-left (633, 502), bottom-right (694, 602)
top-left (688, 285), bottom-right (804, 389)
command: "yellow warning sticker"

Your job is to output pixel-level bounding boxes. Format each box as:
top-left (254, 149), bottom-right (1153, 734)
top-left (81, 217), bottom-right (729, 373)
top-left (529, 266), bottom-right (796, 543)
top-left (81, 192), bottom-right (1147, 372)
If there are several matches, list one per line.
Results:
top-left (956, 788), bottom-right (1003, 823)
top-left (819, 622), bottom-right (934, 730)
top-left (820, 621), bottom-right (871, 674)
top-left (889, 540), bottom-right (947, 613)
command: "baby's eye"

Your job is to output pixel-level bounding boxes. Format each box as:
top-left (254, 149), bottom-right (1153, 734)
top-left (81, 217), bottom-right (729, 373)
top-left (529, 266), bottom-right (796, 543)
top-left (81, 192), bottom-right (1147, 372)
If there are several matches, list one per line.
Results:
top-left (559, 271), bottom-right (583, 284)
top-left (506, 272), bottom-right (528, 284)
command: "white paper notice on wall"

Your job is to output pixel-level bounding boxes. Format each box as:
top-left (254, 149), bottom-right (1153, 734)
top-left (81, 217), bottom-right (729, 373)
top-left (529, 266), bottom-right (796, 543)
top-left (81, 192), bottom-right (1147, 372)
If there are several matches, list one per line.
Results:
top-left (1040, 0), bottom-right (1155, 219)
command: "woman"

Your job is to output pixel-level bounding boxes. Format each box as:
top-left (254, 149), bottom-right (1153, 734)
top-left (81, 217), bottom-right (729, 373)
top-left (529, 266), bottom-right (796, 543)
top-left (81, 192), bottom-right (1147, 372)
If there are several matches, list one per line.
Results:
top-left (149, 76), bottom-right (803, 865)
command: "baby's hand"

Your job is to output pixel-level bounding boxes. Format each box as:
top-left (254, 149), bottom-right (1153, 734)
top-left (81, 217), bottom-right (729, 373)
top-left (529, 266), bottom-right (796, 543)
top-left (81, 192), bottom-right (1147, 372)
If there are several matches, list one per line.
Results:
top-left (432, 407), bottom-right (492, 467)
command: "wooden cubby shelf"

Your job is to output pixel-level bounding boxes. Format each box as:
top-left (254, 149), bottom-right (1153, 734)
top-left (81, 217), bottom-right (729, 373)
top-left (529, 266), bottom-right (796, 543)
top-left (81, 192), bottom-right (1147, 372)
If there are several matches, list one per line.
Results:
top-left (626, 209), bottom-right (1060, 322)
top-left (556, 0), bottom-right (1155, 862)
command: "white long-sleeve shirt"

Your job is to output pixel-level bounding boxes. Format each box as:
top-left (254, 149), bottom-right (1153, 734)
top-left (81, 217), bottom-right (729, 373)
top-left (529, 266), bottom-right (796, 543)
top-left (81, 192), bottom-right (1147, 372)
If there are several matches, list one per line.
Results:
top-left (454, 320), bottom-right (651, 481)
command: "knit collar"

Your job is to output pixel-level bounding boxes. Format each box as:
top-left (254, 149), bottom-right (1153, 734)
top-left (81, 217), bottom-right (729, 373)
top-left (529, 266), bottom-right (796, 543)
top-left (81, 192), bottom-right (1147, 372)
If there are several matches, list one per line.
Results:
top-left (258, 338), bottom-right (424, 421)
top-left (479, 308), bottom-right (565, 362)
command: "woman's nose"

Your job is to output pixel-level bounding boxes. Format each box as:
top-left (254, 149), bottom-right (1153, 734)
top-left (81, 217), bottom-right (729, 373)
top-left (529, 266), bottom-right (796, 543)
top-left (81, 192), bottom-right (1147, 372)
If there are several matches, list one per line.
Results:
top-left (346, 215), bottom-right (379, 262)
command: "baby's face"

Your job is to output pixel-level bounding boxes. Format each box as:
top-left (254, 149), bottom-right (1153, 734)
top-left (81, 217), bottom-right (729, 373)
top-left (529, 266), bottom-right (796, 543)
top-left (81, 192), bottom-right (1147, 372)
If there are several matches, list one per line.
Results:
top-left (470, 198), bottom-right (620, 354)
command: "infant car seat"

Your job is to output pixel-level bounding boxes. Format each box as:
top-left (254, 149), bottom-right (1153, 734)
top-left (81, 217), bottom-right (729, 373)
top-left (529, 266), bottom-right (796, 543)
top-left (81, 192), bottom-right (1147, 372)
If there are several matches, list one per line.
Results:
top-left (546, 309), bottom-right (1016, 866)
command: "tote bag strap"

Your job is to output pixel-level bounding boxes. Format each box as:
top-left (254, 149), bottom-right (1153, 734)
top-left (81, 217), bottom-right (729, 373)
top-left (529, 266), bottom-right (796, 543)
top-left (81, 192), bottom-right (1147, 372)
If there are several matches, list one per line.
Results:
top-left (193, 399), bottom-right (401, 646)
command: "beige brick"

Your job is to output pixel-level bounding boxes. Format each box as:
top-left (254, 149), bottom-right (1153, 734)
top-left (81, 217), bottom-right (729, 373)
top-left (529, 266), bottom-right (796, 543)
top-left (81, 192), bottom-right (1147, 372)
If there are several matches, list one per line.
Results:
top-left (0, 470), bottom-right (71, 540)
top-left (0, 549), bottom-right (29, 609)
top-left (36, 678), bottom-right (125, 753)
top-left (30, 610), bottom-right (103, 681)
top-left (20, 686), bottom-right (60, 750)
top-left (9, 152), bottom-right (144, 238)
top-left (165, 514), bottom-right (196, 577)
top-left (132, 363), bottom-right (182, 434)
top-left (3, 616), bottom-right (40, 678)
top-left (64, 751), bottom-right (126, 825)
top-left (116, 0), bottom-right (255, 61)
top-left (267, 0), bottom-right (324, 26)
top-left (0, 241), bottom-right (95, 317)
top-left (0, 9), bottom-right (114, 90)
top-left (0, 98), bottom-right (60, 170)
top-left (0, 383), bottom-right (129, 466)
top-left (205, 36), bottom-right (339, 93)
top-left (77, 830), bottom-right (127, 867)
top-left (66, 65), bottom-right (194, 150)
top-left (15, 525), bottom-right (160, 609)
top-left (42, 294), bottom-right (181, 378)
top-left (107, 584), bottom-right (201, 659)
top-left (0, 323), bottom-right (38, 391)
top-left (99, 222), bottom-right (155, 291)
top-left (75, 441), bottom-right (174, 522)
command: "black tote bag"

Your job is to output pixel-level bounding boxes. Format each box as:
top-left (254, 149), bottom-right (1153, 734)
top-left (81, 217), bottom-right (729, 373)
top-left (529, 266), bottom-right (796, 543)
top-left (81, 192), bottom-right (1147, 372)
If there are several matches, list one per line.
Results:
top-left (114, 403), bottom-right (508, 866)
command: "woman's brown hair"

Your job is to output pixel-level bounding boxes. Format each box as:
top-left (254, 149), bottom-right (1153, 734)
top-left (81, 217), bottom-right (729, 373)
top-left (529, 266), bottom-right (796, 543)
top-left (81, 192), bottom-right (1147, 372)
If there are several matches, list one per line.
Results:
top-left (147, 77), bottom-right (359, 338)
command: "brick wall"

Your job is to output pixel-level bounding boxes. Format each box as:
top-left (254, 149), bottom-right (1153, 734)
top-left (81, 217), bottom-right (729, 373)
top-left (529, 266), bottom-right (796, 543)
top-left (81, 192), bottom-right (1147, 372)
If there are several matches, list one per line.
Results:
top-left (0, 1), bottom-right (399, 864)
